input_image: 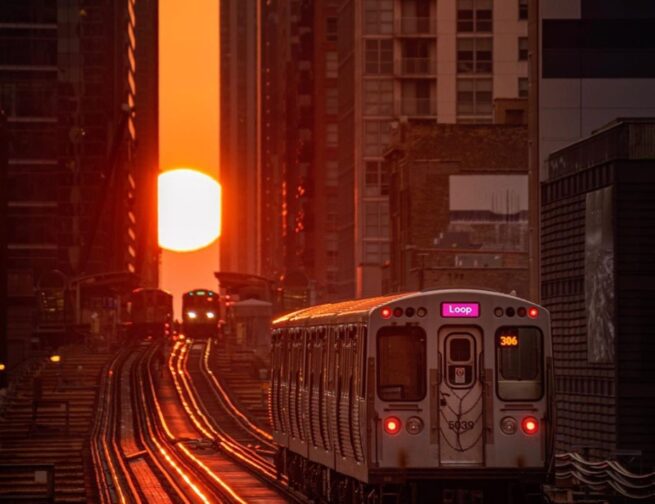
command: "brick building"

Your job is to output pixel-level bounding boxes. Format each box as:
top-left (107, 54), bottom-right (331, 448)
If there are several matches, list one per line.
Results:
top-left (542, 119), bottom-right (655, 468)
top-left (385, 123), bottom-right (529, 296)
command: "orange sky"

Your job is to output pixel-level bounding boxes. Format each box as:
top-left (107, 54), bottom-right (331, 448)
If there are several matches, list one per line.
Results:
top-left (159, 1), bottom-right (220, 317)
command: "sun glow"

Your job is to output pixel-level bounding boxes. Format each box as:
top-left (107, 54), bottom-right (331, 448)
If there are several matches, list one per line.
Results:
top-left (158, 169), bottom-right (221, 252)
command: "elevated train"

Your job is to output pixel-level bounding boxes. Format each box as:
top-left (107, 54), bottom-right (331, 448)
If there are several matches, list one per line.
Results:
top-left (270, 289), bottom-right (554, 503)
top-left (181, 289), bottom-right (221, 339)
top-left (126, 288), bottom-right (173, 339)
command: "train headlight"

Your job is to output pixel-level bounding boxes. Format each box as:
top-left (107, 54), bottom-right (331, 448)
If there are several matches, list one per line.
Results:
top-left (406, 416), bottom-right (423, 435)
top-left (384, 416), bottom-right (402, 435)
top-left (187, 311), bottom-right (197, 319)
top-left (500, 416), bottom-right (518, 435)
top-left (206, 311), bottom-right (215, 319)
top-left (521, 416), bottom-right (539, 435)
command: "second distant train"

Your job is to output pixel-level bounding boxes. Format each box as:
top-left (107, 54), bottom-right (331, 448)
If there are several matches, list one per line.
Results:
top-left (181, 289), bottom-right (221, 339)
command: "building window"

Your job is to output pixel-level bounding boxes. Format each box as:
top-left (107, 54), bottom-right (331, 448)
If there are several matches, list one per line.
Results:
top-left (326, 88), bottom-right (338, 115)
top-left (364, 120), bottom-right (391, 156)
top-left (457, 0), bottom-right (493, 33)
top-left (401, 39), bottom-right (434, 74)
top-left (401, 80), bottom-right (434, 116)
top-left (518, 77), bottom-right (528, 98)
top-left (457, 78), bottom-right (493, 116)
top-left (326, 123), bottom-right (338, 147)
top-left (365, 39), bottom-right (393, 74)
top-left (519, 0), bottom-right (528, 20)
top-left (326, 160), bottom-right (338, 187)
top-left (518, 37), bottom-right (528, 61)
top-left (364, 240), bottom-right (390, 263)
top-left (326, 51), bottom-right (338, 78)
top-left (364, 201), bottom-right (390, 238)
top-left (326, 17), bottom-right (337, 41)
top-left (364, 79), bottom-right (393, 115)
top-left (457, 37), bottom-right (492, 73)
top-left (365, 161), bottom-right (389, 196)
top-left (365, 0), bottom-right (393, 34)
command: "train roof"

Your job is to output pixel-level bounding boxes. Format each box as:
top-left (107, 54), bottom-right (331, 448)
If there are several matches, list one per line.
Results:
top-left (131, 287), bottom-right (173, 296)
top-left (273, 288), bottom-right (541, 326)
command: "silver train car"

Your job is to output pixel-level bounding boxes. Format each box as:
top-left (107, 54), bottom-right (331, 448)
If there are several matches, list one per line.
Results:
top-left (270, 289), bottom-right (554, 503)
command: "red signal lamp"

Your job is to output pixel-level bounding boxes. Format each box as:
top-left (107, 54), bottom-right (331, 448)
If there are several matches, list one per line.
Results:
top-left (521, 416), bottom-right (539, 435)
top-left (528, 307), bottom-right (539, 319)
top-left (384, 416), bottom-right (402, 435)
top-left (381, 307), bottom-right (392, 319)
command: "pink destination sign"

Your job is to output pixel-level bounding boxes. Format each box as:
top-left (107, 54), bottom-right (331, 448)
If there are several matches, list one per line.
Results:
top-left (441, 302), bottom-right (480, 318)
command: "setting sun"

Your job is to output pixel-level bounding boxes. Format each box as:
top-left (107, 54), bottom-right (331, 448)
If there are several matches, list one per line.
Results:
top-left (158, 169), bottom-right (221, 252)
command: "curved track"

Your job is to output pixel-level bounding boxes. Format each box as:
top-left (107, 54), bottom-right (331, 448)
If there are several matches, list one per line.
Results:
top-left (170, 339), bottom-right (308, 503)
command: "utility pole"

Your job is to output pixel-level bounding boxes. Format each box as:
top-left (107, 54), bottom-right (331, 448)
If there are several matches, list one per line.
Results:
top-left (0, 110), bottom-right (8, 388)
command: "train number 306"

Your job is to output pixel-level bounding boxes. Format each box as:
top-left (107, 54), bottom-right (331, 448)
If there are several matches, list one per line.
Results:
top-left (447, 420), bottom-right (475, 432)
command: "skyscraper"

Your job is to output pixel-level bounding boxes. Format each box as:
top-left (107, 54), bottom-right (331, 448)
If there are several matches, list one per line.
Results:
top-left (0, 1), bottom-right (158, 364)
top-left (337, 0), bottom-right (529, 298)
top-left (220, 0), bottom-right (260, 277)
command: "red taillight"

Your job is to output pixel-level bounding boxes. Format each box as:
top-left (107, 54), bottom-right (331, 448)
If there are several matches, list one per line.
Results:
top-left (381, 307), bottom-right (392, 319)
top-left (521, 416), bottom-right (539, 435)
top-left (528, 307), bottom-right (539, 319)
top-left (384, 416), bottom-right (401, 435)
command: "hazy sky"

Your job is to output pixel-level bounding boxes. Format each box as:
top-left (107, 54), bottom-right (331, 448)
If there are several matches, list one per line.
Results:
top-left (159, 1), bottom-right (220, 317)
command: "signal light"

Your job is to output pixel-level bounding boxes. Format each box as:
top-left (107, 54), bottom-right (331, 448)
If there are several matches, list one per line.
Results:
top-left (393, 307), bottom-right (404, 318)
top-left (384, 416), bottom-right (401, 435)
top-left (381, 307), bottom-right (392, 319)
top-left (187, 311), bottom-right (197, 319)
top-left (50, 355), bottom-right (61, 363)
top-left (528, 307), bottom-right (539, 319)
top-left (206, 311), bottom-right (216, 319)
top-left (517, 307), bottom-right (527, 317)
top-left (521, 416), bottom-right (539, 435)
top-left (417, 307), bottom-right (427, 317)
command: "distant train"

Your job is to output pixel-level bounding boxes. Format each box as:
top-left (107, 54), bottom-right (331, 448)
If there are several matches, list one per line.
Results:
top-left (126, 288), bottom-right (173, 339)
top-left (270, 289), bottom-right (554, 503)
top-left (181, 289), bottom-right (221, 339)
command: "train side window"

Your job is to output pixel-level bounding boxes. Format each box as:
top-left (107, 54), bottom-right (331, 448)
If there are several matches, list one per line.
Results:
top-left (495, 327), bottom-right (543, 401)
top-left (377, 326), bottom-right (426, 401)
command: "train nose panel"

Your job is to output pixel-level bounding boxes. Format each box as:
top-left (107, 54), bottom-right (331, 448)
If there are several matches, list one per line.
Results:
top-left (437, 327), bottom-right (485, 465)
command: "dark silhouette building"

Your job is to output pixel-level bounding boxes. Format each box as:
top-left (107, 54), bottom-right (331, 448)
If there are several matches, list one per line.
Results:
top-left (542, 119), bottom-right (655, 469)
top-left (0, 1), bottom-right (158, 366)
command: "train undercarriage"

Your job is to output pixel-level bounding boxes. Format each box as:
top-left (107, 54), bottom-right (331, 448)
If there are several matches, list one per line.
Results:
top-left (277, 448), bottom-right (549, 504)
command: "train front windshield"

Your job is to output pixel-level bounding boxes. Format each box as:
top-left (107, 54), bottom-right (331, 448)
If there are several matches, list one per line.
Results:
top-left (182, 290), bottom-right (220, 338)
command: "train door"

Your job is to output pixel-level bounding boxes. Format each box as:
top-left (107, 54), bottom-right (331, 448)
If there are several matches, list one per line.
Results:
top-left (437, 326), bottom-right (484, 465)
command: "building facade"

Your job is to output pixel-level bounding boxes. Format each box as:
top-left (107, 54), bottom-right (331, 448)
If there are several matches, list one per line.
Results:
top-left (386, 123), bottom-right (529, 296)
top-left (220, 0), bottom-right (260, 277)
top-left (0, 1), bottom-right (157, 365)
top-left (529, 0), bottom-right (655, 299)
top-left (338, 0), bottom-right (529, 299)
top-left (541, 119), bottom-right (655, 468)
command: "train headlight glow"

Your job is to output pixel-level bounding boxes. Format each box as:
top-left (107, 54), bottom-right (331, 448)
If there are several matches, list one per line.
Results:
top-left (187, 311), bottom-right (197, 319)
top-left (384, 416), bottom-right (402, 435)
top-left (500, 416), bottom-right (518, 435)
top-left (206, 311), bottom-right (215, 319)
top-left (521, 416), bottom-right (539, 435)
top-left (381, 307), bottom-right (392, 319)
top-left (406, 416), bottom-right (423, 435)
